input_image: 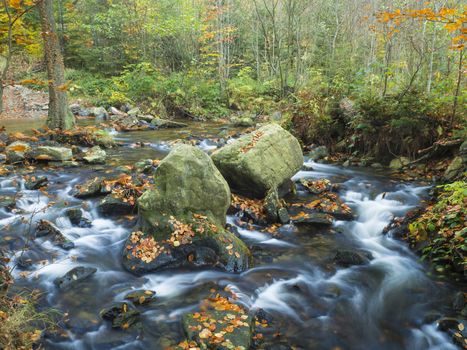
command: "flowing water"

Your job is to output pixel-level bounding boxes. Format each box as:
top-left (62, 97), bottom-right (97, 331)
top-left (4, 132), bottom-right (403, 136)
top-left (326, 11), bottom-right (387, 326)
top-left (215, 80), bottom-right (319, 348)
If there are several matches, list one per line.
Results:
top-left (0, 119), bottom-right (461, 349)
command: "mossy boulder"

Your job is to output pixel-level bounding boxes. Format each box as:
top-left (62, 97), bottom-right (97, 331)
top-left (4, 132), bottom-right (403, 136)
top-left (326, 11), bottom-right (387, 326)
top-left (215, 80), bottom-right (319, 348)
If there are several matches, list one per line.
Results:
top-left (124, 145), bottom-right (251, 274)
top-left (138, 144), bottom-right (231, 235)
top-left (181, 296), bottom-right (253, 350)
top-left (212, 124), bottom-right (303, 198)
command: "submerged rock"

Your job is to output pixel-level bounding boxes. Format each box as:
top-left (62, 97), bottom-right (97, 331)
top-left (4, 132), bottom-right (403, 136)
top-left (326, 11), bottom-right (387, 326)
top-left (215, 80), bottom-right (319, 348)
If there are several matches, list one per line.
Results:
top-left (36, 220), bottom-right (75, 249)
top-left (100, 302), bottom-right (140, 329)
top-left (25, 176), bottom-right (48, 190)
top-left (124, 290), bottom-right (156, 305)
top-left (83, 146), bottom-right (106, 164)
top-left (54, 266), bottom-right (97, 290)
top-left (212, 124), bottom-right (303, 198)
top-left (124, 145), bottom-right (250, 274)
top-left (334, 250), bottom-right (373, 267)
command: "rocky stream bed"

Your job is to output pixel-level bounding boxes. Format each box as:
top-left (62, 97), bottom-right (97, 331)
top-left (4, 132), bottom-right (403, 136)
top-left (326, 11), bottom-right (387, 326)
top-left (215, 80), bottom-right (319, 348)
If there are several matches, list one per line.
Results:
top-left (0, 117), bottom-right (464, 350)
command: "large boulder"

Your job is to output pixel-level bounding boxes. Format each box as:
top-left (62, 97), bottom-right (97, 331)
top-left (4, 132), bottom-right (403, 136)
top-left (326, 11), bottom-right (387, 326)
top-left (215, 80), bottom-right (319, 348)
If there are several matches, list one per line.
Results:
top-left (212, 124), bottom-right (303, 198)
top-left (124, 145), bottom-right (250, 274)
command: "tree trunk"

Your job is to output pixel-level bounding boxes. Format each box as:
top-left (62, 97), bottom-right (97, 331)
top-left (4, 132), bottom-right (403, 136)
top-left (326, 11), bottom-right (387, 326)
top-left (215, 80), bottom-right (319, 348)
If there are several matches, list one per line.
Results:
top-left (38, 0), bottom-right (74, 130)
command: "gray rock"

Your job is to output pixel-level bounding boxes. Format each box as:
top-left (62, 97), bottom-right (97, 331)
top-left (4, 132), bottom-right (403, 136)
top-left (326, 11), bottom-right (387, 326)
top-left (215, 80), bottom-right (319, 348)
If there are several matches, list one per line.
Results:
top-left (89, 107), bottom-right (108, 120)
top-left (127, 107), bottom-right (141, 117)
top-left (28, 146), bottom-right (73, 162)
top-left (100, 302), bottom-right (140, 329)
top-left (308, 146), bottom-right (329, 161)
top-left (334, 250), bottom-right (373, 267)
top-left (5, 141), bottom-right (31, 163)
top-left (72, 178), bottom-right (111, 199)
top-left (98, 195), bottom-right (136, 217)
top-left (389, 157), bottom-right (410, 170)
top-left (83, 146), bottom-right (106, 164)
top-left (212, 124), bottom-right (303, 198)
top-left (25, 176), bottom-right (48, 190)
top-left (444, 156), bottom-right (465, 181)
top-left (151, 118), bottom-right (188, 129)
top-left (54, 266), bottom-right (97, 290)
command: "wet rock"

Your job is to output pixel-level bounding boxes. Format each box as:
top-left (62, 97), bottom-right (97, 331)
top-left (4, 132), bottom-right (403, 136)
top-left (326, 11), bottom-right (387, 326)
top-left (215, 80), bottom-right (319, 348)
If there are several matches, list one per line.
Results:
top-left (299, 178), bottom-right (332, 195)
top-left (65, 208), bottom-right (92, 228)
top-left (49, 160), bottom-right (80, 168)
top-left (333, 249), bottom-right (373, 267)
top-left (124, 290), bottom-right (156, 305)
top-left (134, 159), bottom-right (155, 174)
top-left (83, 146), bottom-right (106, 164)
top-left (100, 302), bottom-right (140, 329)
top-left (277, 208), bottom-right (290, 224)
top-left (27, 146), bottom-right (73, 162)
top-left (0, 196), bottom-right (16, 212)
top-left (89, 107), bottom-right (108, 120)
top-left (138, 115), bottom-right (155, 123)
top-left (54, 266), bottom-right (97, 290)
top-left (371, 163), bottom-right (383, 169)
top-left (212, 124), bottom-right (303, 198)
top-left (453, 292), bottom-right (466, 311)
top-left (290, 210), bottom-right (334, 226)
top-left (25, 176), bottom-right (48, 190)
top-left (307, 146), bottom-right (328, 161)
top-left (98, 195), bottom-right (136, 217)
top-left (127, 144), bottom-right (250, 274)
top-left (437, 317), bottom-right (467, 348)
top-left (150, 117), bottom-right (187, 129)
top-left (5, 141), bottom-right (31, 163)
top-left (36, 220), bottom-right (75, 249)
top-left (182, 296), bottom-right (253, 350)
top-left (389, 157), bottom-right (410, 170)
top-left (72, 177), bottom-right (111, 199)
top-left (110, 106), bottom-right (126, 116)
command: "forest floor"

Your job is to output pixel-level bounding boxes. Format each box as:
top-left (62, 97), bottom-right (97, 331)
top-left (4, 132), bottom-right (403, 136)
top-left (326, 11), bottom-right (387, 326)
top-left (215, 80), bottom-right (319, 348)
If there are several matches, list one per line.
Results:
top-left (0, 85), bottom-right (48, 120)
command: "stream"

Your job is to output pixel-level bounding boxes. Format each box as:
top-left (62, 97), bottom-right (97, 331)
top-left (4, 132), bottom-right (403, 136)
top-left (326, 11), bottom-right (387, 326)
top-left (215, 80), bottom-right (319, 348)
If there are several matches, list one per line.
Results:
top-left (0, 119), bottom-right (461, 349)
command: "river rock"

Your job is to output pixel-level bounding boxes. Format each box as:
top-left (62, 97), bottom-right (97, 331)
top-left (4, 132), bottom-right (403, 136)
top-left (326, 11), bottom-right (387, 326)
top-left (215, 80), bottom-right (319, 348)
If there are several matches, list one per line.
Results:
top-left (232, 116), bottom-right (255, 127)
top-left (290, 211), bottom-right (334, 226)
top-left (72, 177), bottom-right (111, 199)
top-left (437, 317), bottom-right (467, 348)
top-left (139, 144), bottom-right (231, 232)
top-left (25, 176), bottom-right (48, 190)
top-left (212, 124), bottom-right (303, 198)
top-left (5, 141), bottom-right (31, 163)
top-left (150, 117), bottom-right (188, 129)
top-left (307, 146), bottom-right (329, 161)
top-left (124, 145), bottom-right (250, 274)
top-left (334, 250), bottom-right (373, 267)
top-left (89, 107), bottom-right (108, 120)
top-left (181, 296), bottom-right (253, 350)
top-left (389, 157), bottom-right (410, 170)
top-left (83, 146), bottom-right (106, 164)
top-left (54, 266), bottom-right (97, 290)
top-left (124, 290), bottom-right (156, 305)
top-left (444, 156), bottom-right (465, 181)
top-left (36, 220), bottom-right (75, 249)
top-left (65, 208), bottom-right (92, 228)
top-left (134, 159), bottom-right (155, 174)
top-left (127, 107), bottom-right (141, 117)
top-left (28, 146), bottom-right (73, 162)
top-left (98, 195), bottom-right (136, 217)
top-left (100, 302), bottom-right (140, 329)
